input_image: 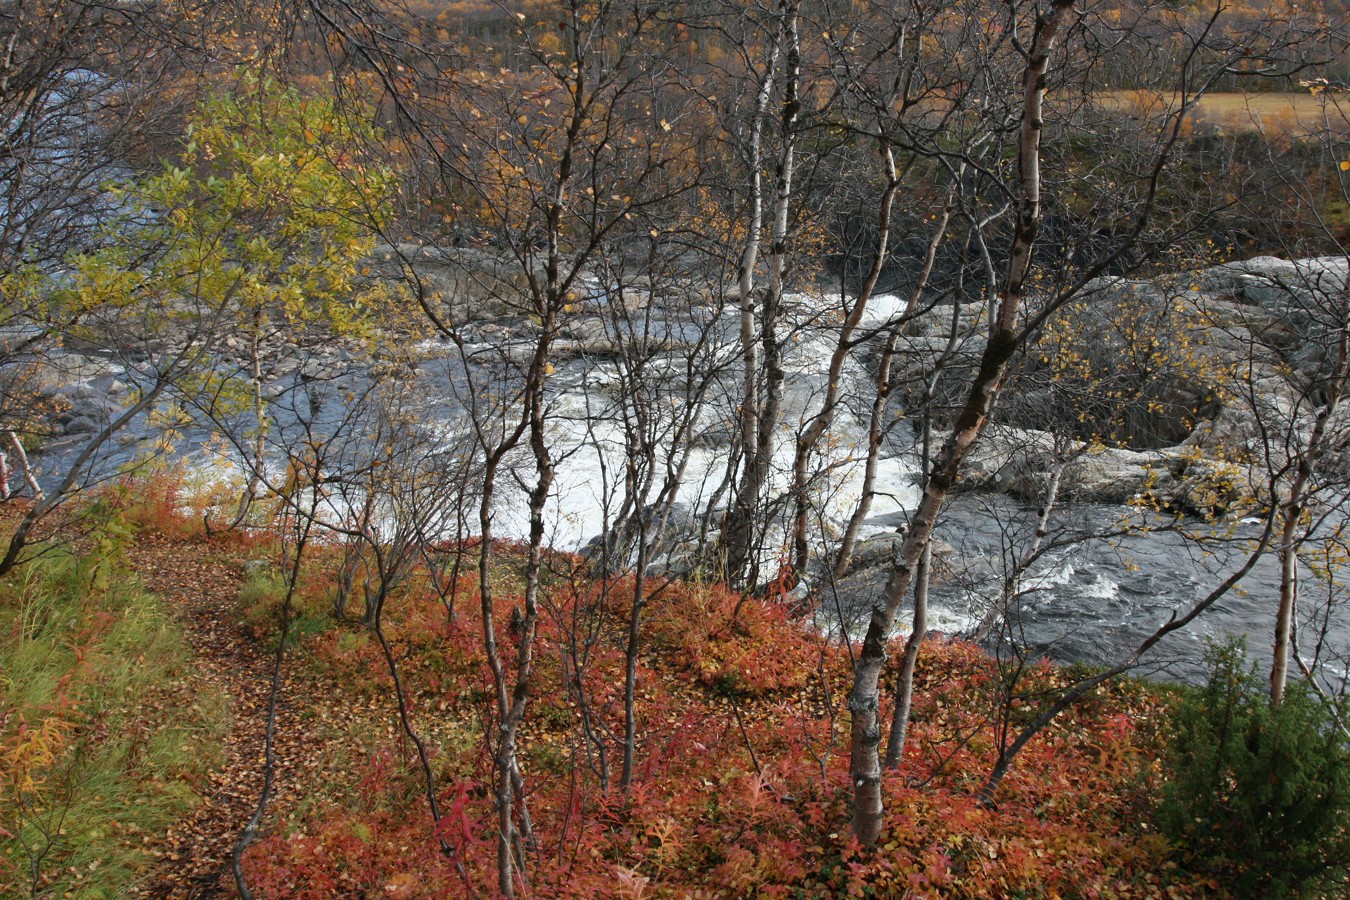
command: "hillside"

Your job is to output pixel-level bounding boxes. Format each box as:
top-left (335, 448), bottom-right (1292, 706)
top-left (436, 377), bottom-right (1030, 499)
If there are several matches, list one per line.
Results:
top-left (4, 483), bottom-right (1348, 897)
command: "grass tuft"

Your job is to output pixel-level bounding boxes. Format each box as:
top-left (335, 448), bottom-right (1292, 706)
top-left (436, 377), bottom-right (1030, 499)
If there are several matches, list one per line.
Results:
top-left (0, 520), bottom-right (227, 898)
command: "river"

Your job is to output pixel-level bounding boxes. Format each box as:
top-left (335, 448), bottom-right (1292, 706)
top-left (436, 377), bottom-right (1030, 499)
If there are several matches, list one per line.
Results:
top-left (25, 289), bottom-right (1350, 690)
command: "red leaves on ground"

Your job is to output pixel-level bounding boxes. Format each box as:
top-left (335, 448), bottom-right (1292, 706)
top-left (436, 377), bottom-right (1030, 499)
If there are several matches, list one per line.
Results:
top-left (111, 517), bottom-right (1204, 898)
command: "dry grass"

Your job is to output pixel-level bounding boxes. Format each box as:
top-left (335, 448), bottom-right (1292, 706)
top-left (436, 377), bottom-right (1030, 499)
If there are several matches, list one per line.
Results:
top-left (1098, 91), bottom-right (1350, 136)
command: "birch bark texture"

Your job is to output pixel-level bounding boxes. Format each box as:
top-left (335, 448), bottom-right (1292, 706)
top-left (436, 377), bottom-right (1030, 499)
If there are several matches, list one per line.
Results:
top-left (848, 0), bottom-right (1078, 846)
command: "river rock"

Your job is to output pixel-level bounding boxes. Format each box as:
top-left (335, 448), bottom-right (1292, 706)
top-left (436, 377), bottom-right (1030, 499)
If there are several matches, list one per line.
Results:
top-left (691, 418), bottom-right (735, 449)
top-left (1201, 256), bottom-right (1349, 303)
top-left (45, 351), bottom-right (126, 383)
top-left (1169, 457), bottom-right (1267, 518)
top-left (52, 386), bottom-right (120, 427)
top-left (560, 316), bottom-right (610, 344)
top-left (587, 502), bottom-right (705, 577)
top-left (55, 383), bottom-right (108, 402)
top-left (955, 427), bottom-right (1178, 504)
top-left (1063, 447), bottom-right (1177, 503)
top-left (848, 532), bottom-right (955, 571)
top-left (956, 427), bottom-right (1059, 498)
top-left (63, 415), bottom-right (104, 435)
top-left (265, 358), bottom-right (300, 381)
top-left (0, 326), bottom-right (44, 354)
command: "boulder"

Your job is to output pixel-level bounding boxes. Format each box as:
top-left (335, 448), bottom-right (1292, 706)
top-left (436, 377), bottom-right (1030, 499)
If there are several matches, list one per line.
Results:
top-left (1199, 256), bottom-right (1350, 335)
top-left (51, 387), bottom-right (120, 428)
top-left (1063, 447), bottom-right (1176, 503)
top-left (954, 427), bottom-right (1178, 504)
top-left (956, 427), bottom-right (1060, 499)
top-left (848, 532), bottom-right (955, 571)
top-left (1168, 457), bottom-right (1268, 519)
top-left (63, 415), bottom-right (104, 435)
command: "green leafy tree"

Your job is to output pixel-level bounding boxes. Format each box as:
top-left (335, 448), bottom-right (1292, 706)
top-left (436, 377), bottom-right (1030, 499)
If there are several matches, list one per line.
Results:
top-left (0, 76), bottom-right (398, 573)
top-left (1158, 641), bottom-right (1350, 897)
top-left (152, 78), bottom-right (400, 520)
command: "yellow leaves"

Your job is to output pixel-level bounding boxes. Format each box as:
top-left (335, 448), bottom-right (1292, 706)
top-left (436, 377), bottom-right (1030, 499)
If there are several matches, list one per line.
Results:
top-left (644, 816), bottom-right (684, 872)
top-left (1339, 160), bottom-right (1350, 172)
top-left (2, 715), bottom-right (75, 795)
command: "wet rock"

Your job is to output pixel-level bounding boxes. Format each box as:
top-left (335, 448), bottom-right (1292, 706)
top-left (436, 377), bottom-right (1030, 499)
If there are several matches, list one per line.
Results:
top-left (691, 418), bottom-right (735, 449)
top-left (955, 427), bottom-right (1177, 505)
top-left (265, 358), bottom-right (299, 380)
top-left (956, 427), bottom-right (1059, 499)
top-left (1169, 457), bottom-right (1268, 519)
top-left (849, 532), bottom-right (955, 571)
top-left (56, 383), bottom-right (108, 402)
top-left (560, 316), bottom-right (609, 344)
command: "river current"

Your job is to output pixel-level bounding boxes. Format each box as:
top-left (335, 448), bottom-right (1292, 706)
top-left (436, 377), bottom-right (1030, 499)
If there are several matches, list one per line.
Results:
top-left (28, 290), bottom-right (1350, 689)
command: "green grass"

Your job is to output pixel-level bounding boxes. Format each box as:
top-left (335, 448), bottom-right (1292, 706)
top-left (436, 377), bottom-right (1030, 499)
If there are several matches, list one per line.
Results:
top-left (1, 522), bottom-right (227, 898)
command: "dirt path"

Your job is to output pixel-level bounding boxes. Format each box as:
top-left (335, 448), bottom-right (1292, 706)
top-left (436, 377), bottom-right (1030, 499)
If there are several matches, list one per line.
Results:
top-left (128, 538), bottom-right (315, 898)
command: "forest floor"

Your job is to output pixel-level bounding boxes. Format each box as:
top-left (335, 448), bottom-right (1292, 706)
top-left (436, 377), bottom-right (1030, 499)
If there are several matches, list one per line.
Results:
top-left (0, 490), bottom-right (1271, 898)
top-left (126, 534), bottom-right (290, 898)
top-left (124, 533), bottom-right (395, 898)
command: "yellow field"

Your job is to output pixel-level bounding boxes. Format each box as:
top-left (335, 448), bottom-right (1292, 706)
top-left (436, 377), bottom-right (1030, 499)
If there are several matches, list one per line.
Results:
top-left (1100, 91), bottom-right (1350, 136)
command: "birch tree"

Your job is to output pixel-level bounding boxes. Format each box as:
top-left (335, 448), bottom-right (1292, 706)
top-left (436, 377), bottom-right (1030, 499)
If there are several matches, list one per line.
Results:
top-left (846, 0), bottom-right (1322, 843)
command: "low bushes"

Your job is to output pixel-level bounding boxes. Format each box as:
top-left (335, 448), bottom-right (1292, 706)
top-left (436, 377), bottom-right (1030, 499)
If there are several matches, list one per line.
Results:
top-left (1157, 641), bottom-right (1350, 897)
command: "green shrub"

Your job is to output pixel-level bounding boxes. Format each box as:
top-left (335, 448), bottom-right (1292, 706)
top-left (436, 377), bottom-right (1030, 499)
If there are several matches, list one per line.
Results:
top-left (1156, 640), bottom-right (1350, 897)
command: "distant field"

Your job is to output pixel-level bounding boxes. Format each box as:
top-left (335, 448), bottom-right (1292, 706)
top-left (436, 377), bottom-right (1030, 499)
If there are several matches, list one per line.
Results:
top-left (1100, 91), bottom-right (1350, 136)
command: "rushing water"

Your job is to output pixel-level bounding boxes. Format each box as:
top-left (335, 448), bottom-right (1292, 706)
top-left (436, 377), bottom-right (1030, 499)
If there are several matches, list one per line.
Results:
top-left (27, 292), bottom-right (1350, 688)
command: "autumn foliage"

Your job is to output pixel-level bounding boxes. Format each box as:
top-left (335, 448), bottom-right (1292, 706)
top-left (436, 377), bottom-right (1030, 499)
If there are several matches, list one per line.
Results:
top-left (11, 474), bottom-right (1347, 897)
top-left (66, 498), bottom-right (1196, 899)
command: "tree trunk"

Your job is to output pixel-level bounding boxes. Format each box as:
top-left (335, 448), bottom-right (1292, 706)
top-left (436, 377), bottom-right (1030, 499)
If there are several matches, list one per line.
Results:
top-left (724, 29), bottom-right (779, 583)
top-left (5, 431), bottom-right (41, 500)
top-left (1271, 503), bottom-right (1300, 705)
top-left (621, 552), bottom-right (648, 790)
top-left (884, 542), bottom-right (930, 768)
top-left (725, 0), bottom-right (799, 588)
top-left (834, 190), bottom-right (954, 577)
top-left (791, 144), bottom-right (899, 577)
top-left (849, 331), bottom-right (1020, 843)
top-left (234, 313), bottom-right (268, 527)
top-left (1269, 282), bottom-right (1349, 702)
top-left (848, 0), bottom-right (1075, 845)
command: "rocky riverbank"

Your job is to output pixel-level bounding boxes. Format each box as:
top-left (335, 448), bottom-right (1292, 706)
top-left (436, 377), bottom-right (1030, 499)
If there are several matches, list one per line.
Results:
top-left (11, 252), bottom-right (1346, 526)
